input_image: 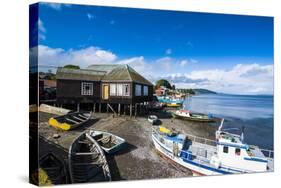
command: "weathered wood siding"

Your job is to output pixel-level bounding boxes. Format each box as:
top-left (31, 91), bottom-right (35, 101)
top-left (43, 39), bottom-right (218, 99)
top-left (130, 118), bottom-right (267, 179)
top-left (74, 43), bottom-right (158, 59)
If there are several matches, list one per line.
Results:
top-left (132, 82), bottom-right (153, 104)
top-left (56, 79), bottom-right (101, 104)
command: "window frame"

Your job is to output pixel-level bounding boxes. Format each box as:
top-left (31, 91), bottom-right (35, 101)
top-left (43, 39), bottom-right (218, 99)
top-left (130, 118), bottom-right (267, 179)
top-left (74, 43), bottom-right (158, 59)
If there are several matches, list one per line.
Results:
top-left (143, 85), bottom-right (148, 96)
top-left (135, 84), bottom-right (142, 96)
top-left (81, 82), bottom-right (93, 96)
top-left (223, 146), bottom-right (229, 153)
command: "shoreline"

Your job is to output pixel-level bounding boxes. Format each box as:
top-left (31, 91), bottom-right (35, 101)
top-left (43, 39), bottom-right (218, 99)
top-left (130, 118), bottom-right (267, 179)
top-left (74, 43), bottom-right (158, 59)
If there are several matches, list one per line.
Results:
top-left (38, 110), bottom-right (218, 182)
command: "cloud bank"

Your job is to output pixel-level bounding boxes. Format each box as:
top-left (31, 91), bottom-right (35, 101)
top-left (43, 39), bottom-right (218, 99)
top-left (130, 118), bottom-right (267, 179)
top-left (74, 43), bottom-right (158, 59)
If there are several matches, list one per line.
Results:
top-left (32, 45), bottom-right (273, 95)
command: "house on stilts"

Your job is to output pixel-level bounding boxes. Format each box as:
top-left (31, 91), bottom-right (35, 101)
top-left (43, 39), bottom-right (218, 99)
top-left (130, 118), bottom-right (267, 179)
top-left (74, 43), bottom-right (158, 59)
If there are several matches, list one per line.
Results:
top-left (56, 64), bottom-right (153, 117)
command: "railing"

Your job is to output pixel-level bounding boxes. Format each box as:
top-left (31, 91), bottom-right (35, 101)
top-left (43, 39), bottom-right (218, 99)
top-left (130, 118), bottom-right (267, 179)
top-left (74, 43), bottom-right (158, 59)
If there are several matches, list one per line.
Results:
top-left (152, 127), bottom-right (274, 159)
top-left (185, 133), bottom-right (217, 146)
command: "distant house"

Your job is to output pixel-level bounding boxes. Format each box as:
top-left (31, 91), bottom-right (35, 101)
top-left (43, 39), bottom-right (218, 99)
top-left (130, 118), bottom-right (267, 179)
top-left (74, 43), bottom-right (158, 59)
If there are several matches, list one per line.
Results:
top-left (56, 64), bottom-right (153, 116)
top-left (155, 86), bottom-right (169, 96)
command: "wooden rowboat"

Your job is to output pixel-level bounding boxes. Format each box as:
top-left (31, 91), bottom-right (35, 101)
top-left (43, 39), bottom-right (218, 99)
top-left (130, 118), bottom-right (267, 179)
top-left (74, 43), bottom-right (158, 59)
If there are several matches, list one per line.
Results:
top-left (48, 111), bottom-right (91, 131)
top-left (36, 153), bottom-right (67, 185)
top-left (89, 130), bottom-right (126, 154)
top-left (68, 132), bottom-right (111, 183)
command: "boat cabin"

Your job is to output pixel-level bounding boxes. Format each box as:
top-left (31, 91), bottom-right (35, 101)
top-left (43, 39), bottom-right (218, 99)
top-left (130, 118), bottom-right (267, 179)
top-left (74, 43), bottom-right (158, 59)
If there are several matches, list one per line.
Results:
top-left (215, 131), bottom-right (268, 172)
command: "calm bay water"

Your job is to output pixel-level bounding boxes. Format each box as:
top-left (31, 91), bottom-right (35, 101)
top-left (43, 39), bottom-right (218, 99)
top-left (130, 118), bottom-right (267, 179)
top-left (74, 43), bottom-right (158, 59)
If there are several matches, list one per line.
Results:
top-left (184, 94), bottom-right (274, 150)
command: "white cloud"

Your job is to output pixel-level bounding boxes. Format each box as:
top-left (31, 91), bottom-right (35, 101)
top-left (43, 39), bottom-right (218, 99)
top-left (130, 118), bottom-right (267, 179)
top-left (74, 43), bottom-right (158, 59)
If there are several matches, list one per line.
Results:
top-left (35, 45), bottom-right (117, 68)
top-left (38, 18), bottom-right (46, 41)
top-left (32, 44), bottom-right (273, 94)
top-left (43, 3), bottom-right (71, 10)
top-left (165, 48), bottom-right (172, 55)
top-left (87, 13), bottom-right (95, 20)
top-left (181, 64), bottom-right (273, 94)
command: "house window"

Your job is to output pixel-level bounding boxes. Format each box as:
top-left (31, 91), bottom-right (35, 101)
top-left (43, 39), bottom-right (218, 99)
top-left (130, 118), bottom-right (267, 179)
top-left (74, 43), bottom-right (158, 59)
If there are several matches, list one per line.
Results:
top-left (110, 83), bottom-right (130, 96)
top-left (223, 146), bottom-right (228, 153)
top-left (235, 148), bottom-right (241, 156)
top-left (123, 84), bottom-right (130, 96)
top-left (143, 86), bottom-right (148, 96)
top-left (81, 82), bottom-right (93, 96)
top-left (117, 84), bottom-right (123, 96)
top-left (110, 84), bottom-right (117, 96)
top-left (135, 84), bottom-right (142, 96)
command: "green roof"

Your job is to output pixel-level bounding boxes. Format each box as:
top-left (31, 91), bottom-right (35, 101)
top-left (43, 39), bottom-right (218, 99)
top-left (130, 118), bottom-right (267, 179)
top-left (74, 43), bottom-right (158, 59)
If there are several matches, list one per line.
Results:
top-left (101, 64), bottom-right (153, 85)
top-left (56, 67), bottom-right (105, 81)
top-left (56, 64), bottom-right (153, 86)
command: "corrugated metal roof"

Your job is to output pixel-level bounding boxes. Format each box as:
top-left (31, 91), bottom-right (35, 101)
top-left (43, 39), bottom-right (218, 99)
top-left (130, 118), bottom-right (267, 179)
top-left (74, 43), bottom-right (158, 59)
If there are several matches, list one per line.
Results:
top-left (56, 67), bottom-right (105, 81)
top-left (56, 64), bottom-right (153, 85)
top-left (87, 64), bottom-right (120, 73)
top-left (102, 64), bottom-right (153, 85)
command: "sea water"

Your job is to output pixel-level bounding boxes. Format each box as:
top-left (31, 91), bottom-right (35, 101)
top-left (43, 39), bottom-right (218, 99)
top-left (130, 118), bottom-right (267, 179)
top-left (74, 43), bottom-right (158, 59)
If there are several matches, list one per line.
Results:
top-left (184, 94), bottom-right (274, 150)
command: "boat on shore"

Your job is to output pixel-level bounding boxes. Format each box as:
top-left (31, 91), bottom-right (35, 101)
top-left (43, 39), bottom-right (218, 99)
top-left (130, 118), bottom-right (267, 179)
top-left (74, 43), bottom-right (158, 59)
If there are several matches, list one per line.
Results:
top-left (148, 115), bottom-right (158, 125)
top-left (157, 96), bottom-right (184, 107)
top-left (35, 153), bottom-right (67, 185)
top-left (48, 111), bottom-right (91, 131)
top-left (152, 120), bottom-right (274, 176)
top-left (172, 109), bottom-right (216, 122)
top-left (68, 132), bottom-right (111, 183)
top-left (89, 130), bottom-right (126, 154)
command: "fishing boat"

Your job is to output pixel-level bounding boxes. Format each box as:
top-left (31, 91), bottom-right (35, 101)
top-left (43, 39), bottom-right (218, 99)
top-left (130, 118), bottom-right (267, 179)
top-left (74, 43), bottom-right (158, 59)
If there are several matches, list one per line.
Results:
top-left (48, 111), bottom-right (92, 131)
top-left (152, 120), bottom-right (274, 176)
top-left (68, 132), bottom-right (111, 183)
top-left (148, 115), bottom-right (158, 125)
top-left (157, 96), bottom-right (184, 107)
top-left (36, 153), bottom-right (67, 185)
top-left (166, 102), bottom-right (182, 107)
top-left (172, 109), bottom-right (215, 122)
top-left (89, 130), bottom-right (126, 154)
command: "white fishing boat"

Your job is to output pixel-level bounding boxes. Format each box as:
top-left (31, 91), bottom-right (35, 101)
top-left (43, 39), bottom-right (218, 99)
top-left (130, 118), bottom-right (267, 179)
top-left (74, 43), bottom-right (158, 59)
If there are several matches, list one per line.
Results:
top-left (148, 115), bottom-right (158, 125)
top-left (152, 119), bottom-right (274, 175)
top-left (172, 109), bottom-right (215, 122)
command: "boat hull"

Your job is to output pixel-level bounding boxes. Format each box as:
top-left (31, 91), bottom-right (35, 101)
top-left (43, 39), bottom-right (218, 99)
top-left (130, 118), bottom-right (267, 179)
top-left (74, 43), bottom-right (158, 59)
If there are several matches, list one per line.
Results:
top-left (172, 112), bottom-right (215, 122)
top-left (152, 134), bottom-right (229, 176)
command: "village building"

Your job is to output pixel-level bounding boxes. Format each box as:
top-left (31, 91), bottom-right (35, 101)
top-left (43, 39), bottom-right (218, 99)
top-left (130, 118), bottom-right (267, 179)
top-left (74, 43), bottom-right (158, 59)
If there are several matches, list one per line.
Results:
top-left (56, 64), bottom-right (153, 117)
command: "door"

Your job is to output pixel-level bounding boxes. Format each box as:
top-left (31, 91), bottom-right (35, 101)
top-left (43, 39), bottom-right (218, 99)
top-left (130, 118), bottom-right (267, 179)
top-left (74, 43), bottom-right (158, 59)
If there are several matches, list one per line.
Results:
top-left (103, 84), bottom-right (109, 100)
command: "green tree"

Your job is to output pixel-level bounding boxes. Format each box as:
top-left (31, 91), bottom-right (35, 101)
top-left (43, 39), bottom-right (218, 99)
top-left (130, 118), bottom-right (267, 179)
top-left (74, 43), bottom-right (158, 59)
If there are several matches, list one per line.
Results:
top-left (63, 64), bottom-right (80, 69)
top-left (155, 79), bottom-right (172, 89)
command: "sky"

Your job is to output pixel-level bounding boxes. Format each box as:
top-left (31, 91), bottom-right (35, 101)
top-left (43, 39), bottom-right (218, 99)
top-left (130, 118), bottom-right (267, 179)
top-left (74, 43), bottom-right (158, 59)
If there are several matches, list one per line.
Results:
top-left (30, 2), bottom-right (274, 95)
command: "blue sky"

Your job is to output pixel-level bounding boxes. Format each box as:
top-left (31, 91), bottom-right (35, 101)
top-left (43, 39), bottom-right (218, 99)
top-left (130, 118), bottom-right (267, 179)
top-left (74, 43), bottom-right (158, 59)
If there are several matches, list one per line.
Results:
top-left (32, 2), bottom-right (274, 94)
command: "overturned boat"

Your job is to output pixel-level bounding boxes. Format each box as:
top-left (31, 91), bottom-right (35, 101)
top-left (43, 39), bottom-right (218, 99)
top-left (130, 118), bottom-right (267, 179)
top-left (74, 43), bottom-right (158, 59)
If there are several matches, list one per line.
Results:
top-left (152, 120), bottom-right (274, 176)
top-left (69, 132), bottom-right (111, 183)
top-left (48, 111), bottom-right (91, 131)
top-left (172, 109), bottom-right (216, 122)
top-left (89, 130), bottom-right (126, 154)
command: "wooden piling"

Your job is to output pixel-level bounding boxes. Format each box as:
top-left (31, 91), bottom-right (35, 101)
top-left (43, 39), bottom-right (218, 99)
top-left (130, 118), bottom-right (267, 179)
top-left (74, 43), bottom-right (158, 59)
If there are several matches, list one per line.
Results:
top-left (77, 103), bottom-right (80, 112)
top-left (118, 103), bottom-right (121, 116)
top-left (123, 105), bottom-right (126, 115)
top-left (134, 103), bottom-right (138, 118)
top-left (130, 104), bottom-right (132, 118)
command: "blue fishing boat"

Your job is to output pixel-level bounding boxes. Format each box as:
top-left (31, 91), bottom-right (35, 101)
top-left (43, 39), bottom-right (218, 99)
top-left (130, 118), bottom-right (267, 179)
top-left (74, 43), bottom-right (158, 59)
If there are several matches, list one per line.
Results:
top-left (157, 96), bottom-right (184, 107)
top-left (152, 120), bottom-right (274, 175)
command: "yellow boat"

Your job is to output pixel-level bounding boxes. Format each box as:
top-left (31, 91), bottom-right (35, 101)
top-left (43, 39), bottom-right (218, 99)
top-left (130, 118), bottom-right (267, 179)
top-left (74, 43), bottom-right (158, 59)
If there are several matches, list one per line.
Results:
top-left (48, 112), bottom-right (91, 131)
top-left (166, 103), bottom-right (182, 107)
